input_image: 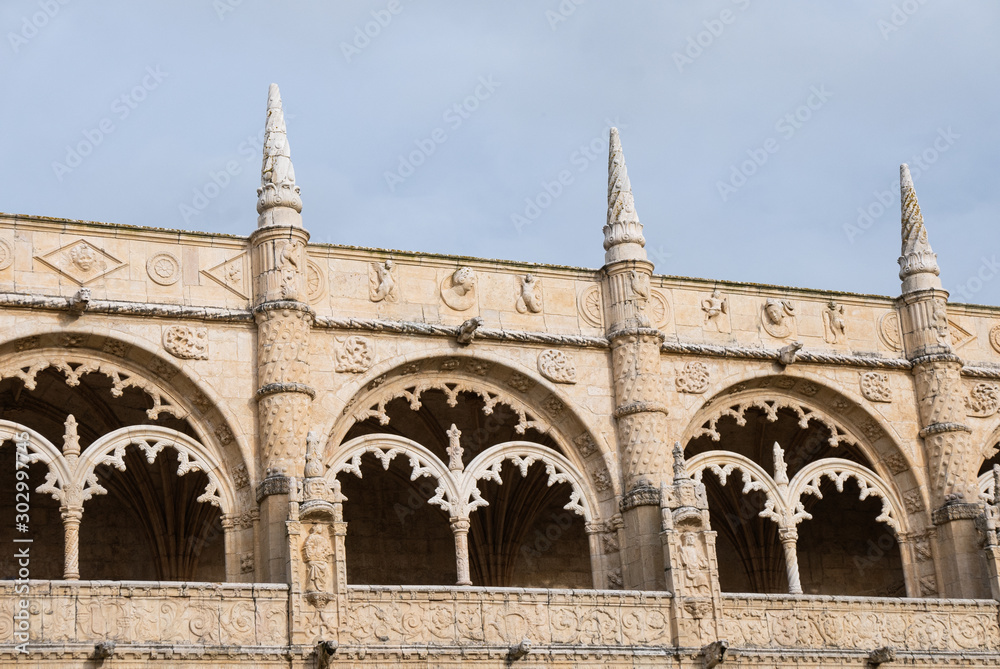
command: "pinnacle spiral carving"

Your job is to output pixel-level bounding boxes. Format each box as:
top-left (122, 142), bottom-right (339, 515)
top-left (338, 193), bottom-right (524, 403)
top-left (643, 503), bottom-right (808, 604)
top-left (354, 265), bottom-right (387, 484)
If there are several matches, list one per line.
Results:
top-left (604, 128), bottom-right (647, 264)
top-left (257, 83), bottom-right (303, 226)
top-left (898, 164), bottom-right (940, 285)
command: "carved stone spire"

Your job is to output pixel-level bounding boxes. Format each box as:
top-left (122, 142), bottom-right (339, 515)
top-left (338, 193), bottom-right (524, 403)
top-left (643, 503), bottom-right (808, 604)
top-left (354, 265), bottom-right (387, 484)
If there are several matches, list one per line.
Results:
top-left (604, 128), bottom-right (647, 264)
top-left (257, 83), bottom-right (303, 228)
top-left (898, 163), bottom-right (941, 293)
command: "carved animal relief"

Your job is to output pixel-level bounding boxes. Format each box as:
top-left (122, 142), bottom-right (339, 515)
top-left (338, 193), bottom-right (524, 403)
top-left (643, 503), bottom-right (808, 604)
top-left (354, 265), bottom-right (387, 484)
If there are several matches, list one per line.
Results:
top-left (966, 382), bottom-right (1000, 418)
top-left (441, 267), bottom-right (477, 311)
top-left (537, 349), bottom-right (576, 384)
top-left (369, 259), bottom-right (398, 302)
top-left (675, 361), bottom-right (711, 394)
top-left (162, 325), bottom-right (209, 360)
top-left (761, 298), bottom-right (796, 339)
top-left (334, 336), bottom-right (375, 373)
top-left (860, 372), bottom-right (892, 403)
top-left (515, 273), bottom-right (543, 313)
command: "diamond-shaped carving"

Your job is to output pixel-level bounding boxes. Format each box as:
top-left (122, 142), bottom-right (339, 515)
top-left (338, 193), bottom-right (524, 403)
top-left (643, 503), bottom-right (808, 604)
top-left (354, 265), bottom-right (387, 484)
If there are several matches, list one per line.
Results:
top-left (948, 319), bottom-right (975, 349)
top-left (35, 239), bottom-right (126, 285)
top-left (201, 253), bottom-right (249, 299)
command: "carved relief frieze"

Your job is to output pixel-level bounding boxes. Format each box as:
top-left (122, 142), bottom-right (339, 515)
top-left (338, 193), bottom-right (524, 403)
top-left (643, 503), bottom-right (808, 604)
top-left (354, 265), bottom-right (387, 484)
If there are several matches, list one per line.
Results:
top-left (35, 239), bottom-right (126, 285)
top-left (146, 252), bottom-right (180, 286)
top-left (369, 259), bottom-right (398, 303)
top-left (202, 252), bottom-right (249, 299)
top-left (440, 267), bottom-right (477, 311)
top-left (761, 298), bottom-right (796, 339)
top-left (578, 284), bottom-right (603, 328)
top-left (701, 289), bottom-right (730, 333)
top-left (675, 361), bottom-right (710, 394)
top-left (860, 371), bottom-right (892, 403)
top-left (334, 336), bottom-right (374, 373)
top-left (515, 273), bottom-right (542, 313)
top-left (877, 310), bottom-right (903, 351)
top-left (162, 325), bottom-right (209, 360)
top-left (537, 349), bottom-right (576, 384)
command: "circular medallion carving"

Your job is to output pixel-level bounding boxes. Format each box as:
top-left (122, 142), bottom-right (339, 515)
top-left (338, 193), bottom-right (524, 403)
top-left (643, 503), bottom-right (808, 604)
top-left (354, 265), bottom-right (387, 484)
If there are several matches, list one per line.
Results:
top-left (306, 259), bottom-right (326, 304)
top-left (146, 253), bottom-right (180, 286)
top-left (0, 238), bottom-right (14, 271)
top-left (990, 324), bottom-right (1000, 355)
top-left (578, 285), bottom-right (603, 328)
top-left (649, 290), bottom-right (671, 330)
top-left (440, 267), bottom-right (477, 311)
top-left (878, 310), bottom-right (903, 351)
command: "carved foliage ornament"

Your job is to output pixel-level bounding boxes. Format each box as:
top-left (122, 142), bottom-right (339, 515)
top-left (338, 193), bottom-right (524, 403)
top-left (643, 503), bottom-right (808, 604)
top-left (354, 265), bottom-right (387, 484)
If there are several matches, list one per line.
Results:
top-left (162, 325), bottom-right (209, 360)
top-left (860, 371), bottom-right (892, 403)
top-left (334, 336), bottom-right (374, 374)
top-left (441, 267), bottom-right (477, 311)
top-left (537, 349), bottom-right (576, 384)
top-left (966, 382), bottom-right (1000, 418)
top-left (676, 361), bottom-right (710, 394)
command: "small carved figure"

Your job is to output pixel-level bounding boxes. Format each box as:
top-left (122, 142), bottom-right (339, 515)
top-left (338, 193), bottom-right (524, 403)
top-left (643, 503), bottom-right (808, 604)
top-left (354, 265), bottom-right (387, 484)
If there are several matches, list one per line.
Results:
top-left (762, 298), bottom-right (796, 338)
top-left (369, 260), bottom-right (397, 303)
top-left (679, 533), bottom-right (710, 594)
top-left (823, 300), bottom-right (847, 344)
top-left (456, 317), bottom-right (484, 345)
top-left (446, 424), bottom-right (464, 472)
top-left (441, 267), bottom-right (477, 311)
top-left (930, 300), bottom-right (950, 345)
top-left (672, 443), bottom-right (687, 482)
top-left (772, 442), bottom-right (789, 485)
top-left (279, 240), bottom-right (303, 300)
top-left (778, 341), bottom-right (803, 366)
top-left (701, 289), bottom-right (728, 331)
top-left (302, 525), bottom-right (332, 592)
top-left (515, 273), bottom-right (543, 313)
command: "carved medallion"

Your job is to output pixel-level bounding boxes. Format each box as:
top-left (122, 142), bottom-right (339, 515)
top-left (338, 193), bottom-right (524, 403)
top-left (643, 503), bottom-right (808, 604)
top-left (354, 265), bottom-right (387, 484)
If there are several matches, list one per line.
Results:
top-left (537, 349), bottom-right (576, 384)
top-left (649, 289), bottom-right (670, 330)
top-left (306, 259), bottom-right (326, 304)
top-left (440, 267), bottom-right (477, 311)
top-left (578, 285), bottom-right (603, 328)
top-left (146, 253), bottom-right (180, 286)
top-left (991, 324), bottom-right (1000, 355)
top-left (162, 326), bottom-right (209, 360)
top-left (760, 298), bottom-right (796, 339)
top-left (35, 239), bottom-right (126, 285)
top-left (334, 336), bottom-right (374, 373)
top-left (966, 382), bottom-right (1000, 418)
top-left (0, 238), bottom-right (13, 271)
top-left (675, 361), bottom-right (710, 394)
top-left (202, 253), bottom-right (249, 299)
top-left (877, 310), bottom-right (902, 351)
top-left (860, 372), bottom-right (892, 403)
top-left (515, 274), bottom-right (543, 313)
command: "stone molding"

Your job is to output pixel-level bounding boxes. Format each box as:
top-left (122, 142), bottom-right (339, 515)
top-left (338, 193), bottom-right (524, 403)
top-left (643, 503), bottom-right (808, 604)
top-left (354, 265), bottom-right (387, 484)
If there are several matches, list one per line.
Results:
top-left (661, 340), bottom-right (913, 370)
top-left (620, 483), bottom-right (662, 512)
top-left (918, 422), bottom-right (973, 438)
top-left (254, 382), bottom-right (317, 400)
top-left (932, 501), bottom-right (984, 525)
top-left (256, 475), bottom-right (291, 503)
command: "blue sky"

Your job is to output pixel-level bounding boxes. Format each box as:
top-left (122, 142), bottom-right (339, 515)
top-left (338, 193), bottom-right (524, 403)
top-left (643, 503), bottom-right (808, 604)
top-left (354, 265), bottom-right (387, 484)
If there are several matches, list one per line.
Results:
top-left (3, 1), bottom-right (999, 304)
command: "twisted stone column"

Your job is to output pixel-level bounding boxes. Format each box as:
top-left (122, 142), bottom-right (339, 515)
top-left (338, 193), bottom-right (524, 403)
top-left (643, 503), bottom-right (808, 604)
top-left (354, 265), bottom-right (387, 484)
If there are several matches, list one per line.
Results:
top-left (778, 527), bottom-right (802, 595)
top-left (451, 518), bottom-right (472, 586)
top-left (60, 505), bottom-right (83, 581)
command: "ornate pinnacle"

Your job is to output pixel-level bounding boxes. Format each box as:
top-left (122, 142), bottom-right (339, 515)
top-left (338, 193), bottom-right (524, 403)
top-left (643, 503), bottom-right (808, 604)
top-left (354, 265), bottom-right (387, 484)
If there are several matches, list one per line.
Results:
top-left (773, 442), bottom-right (789, 487)
top-left (604, 128), bottom-right (647, 264)
top-left (63, 414), bottom-right (80, 460)
top-left (672, 442), bottom-right (687, 482)
top-left (898, 164), bottom-right (940, 287)
top-left (257, 83), bottom-right (303, 227)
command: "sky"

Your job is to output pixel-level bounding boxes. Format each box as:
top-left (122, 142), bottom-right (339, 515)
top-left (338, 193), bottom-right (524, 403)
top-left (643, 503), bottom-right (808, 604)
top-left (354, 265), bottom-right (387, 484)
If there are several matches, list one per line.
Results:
top-left (2, 1), bottom-right (999, 305)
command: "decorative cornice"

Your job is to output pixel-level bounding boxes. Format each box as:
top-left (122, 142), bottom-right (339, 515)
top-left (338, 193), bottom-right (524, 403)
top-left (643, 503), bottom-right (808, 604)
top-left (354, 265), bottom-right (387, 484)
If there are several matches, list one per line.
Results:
top-left (0, 291), bottom-right (254, 322)
top-left (660, 341), bottom-right (913, 370)
top-left (910, 352), bottom-right (963, 367)
top-left (932, 502), bottom-right (983, 525)
top-left (962, 365), bottom-right (1000, 380)
top-left (256, 475), bottom-right (291, 503)
top-left (607, 326), bottom-right (666, 344)
top-left (253, 300), bottom-right (315, 318)
top-left (254, 382), bottom-right (316, 401)
top-left (919, 422), bottom-right (972, 439)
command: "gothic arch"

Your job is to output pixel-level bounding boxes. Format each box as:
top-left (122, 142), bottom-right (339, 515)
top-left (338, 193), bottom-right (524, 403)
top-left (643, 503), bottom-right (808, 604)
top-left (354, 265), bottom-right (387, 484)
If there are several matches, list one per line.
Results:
top-left (679, 374), bottom-right (920, 515)
top-left (323, 350), bottom-right (619, 505)
top-left (0, 331), bottom-right (252, 490)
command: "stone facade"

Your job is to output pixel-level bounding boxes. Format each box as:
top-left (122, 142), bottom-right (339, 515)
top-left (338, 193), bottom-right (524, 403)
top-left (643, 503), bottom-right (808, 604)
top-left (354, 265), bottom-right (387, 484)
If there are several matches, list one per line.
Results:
top-left (0, 85), bottom-right (999, 666)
